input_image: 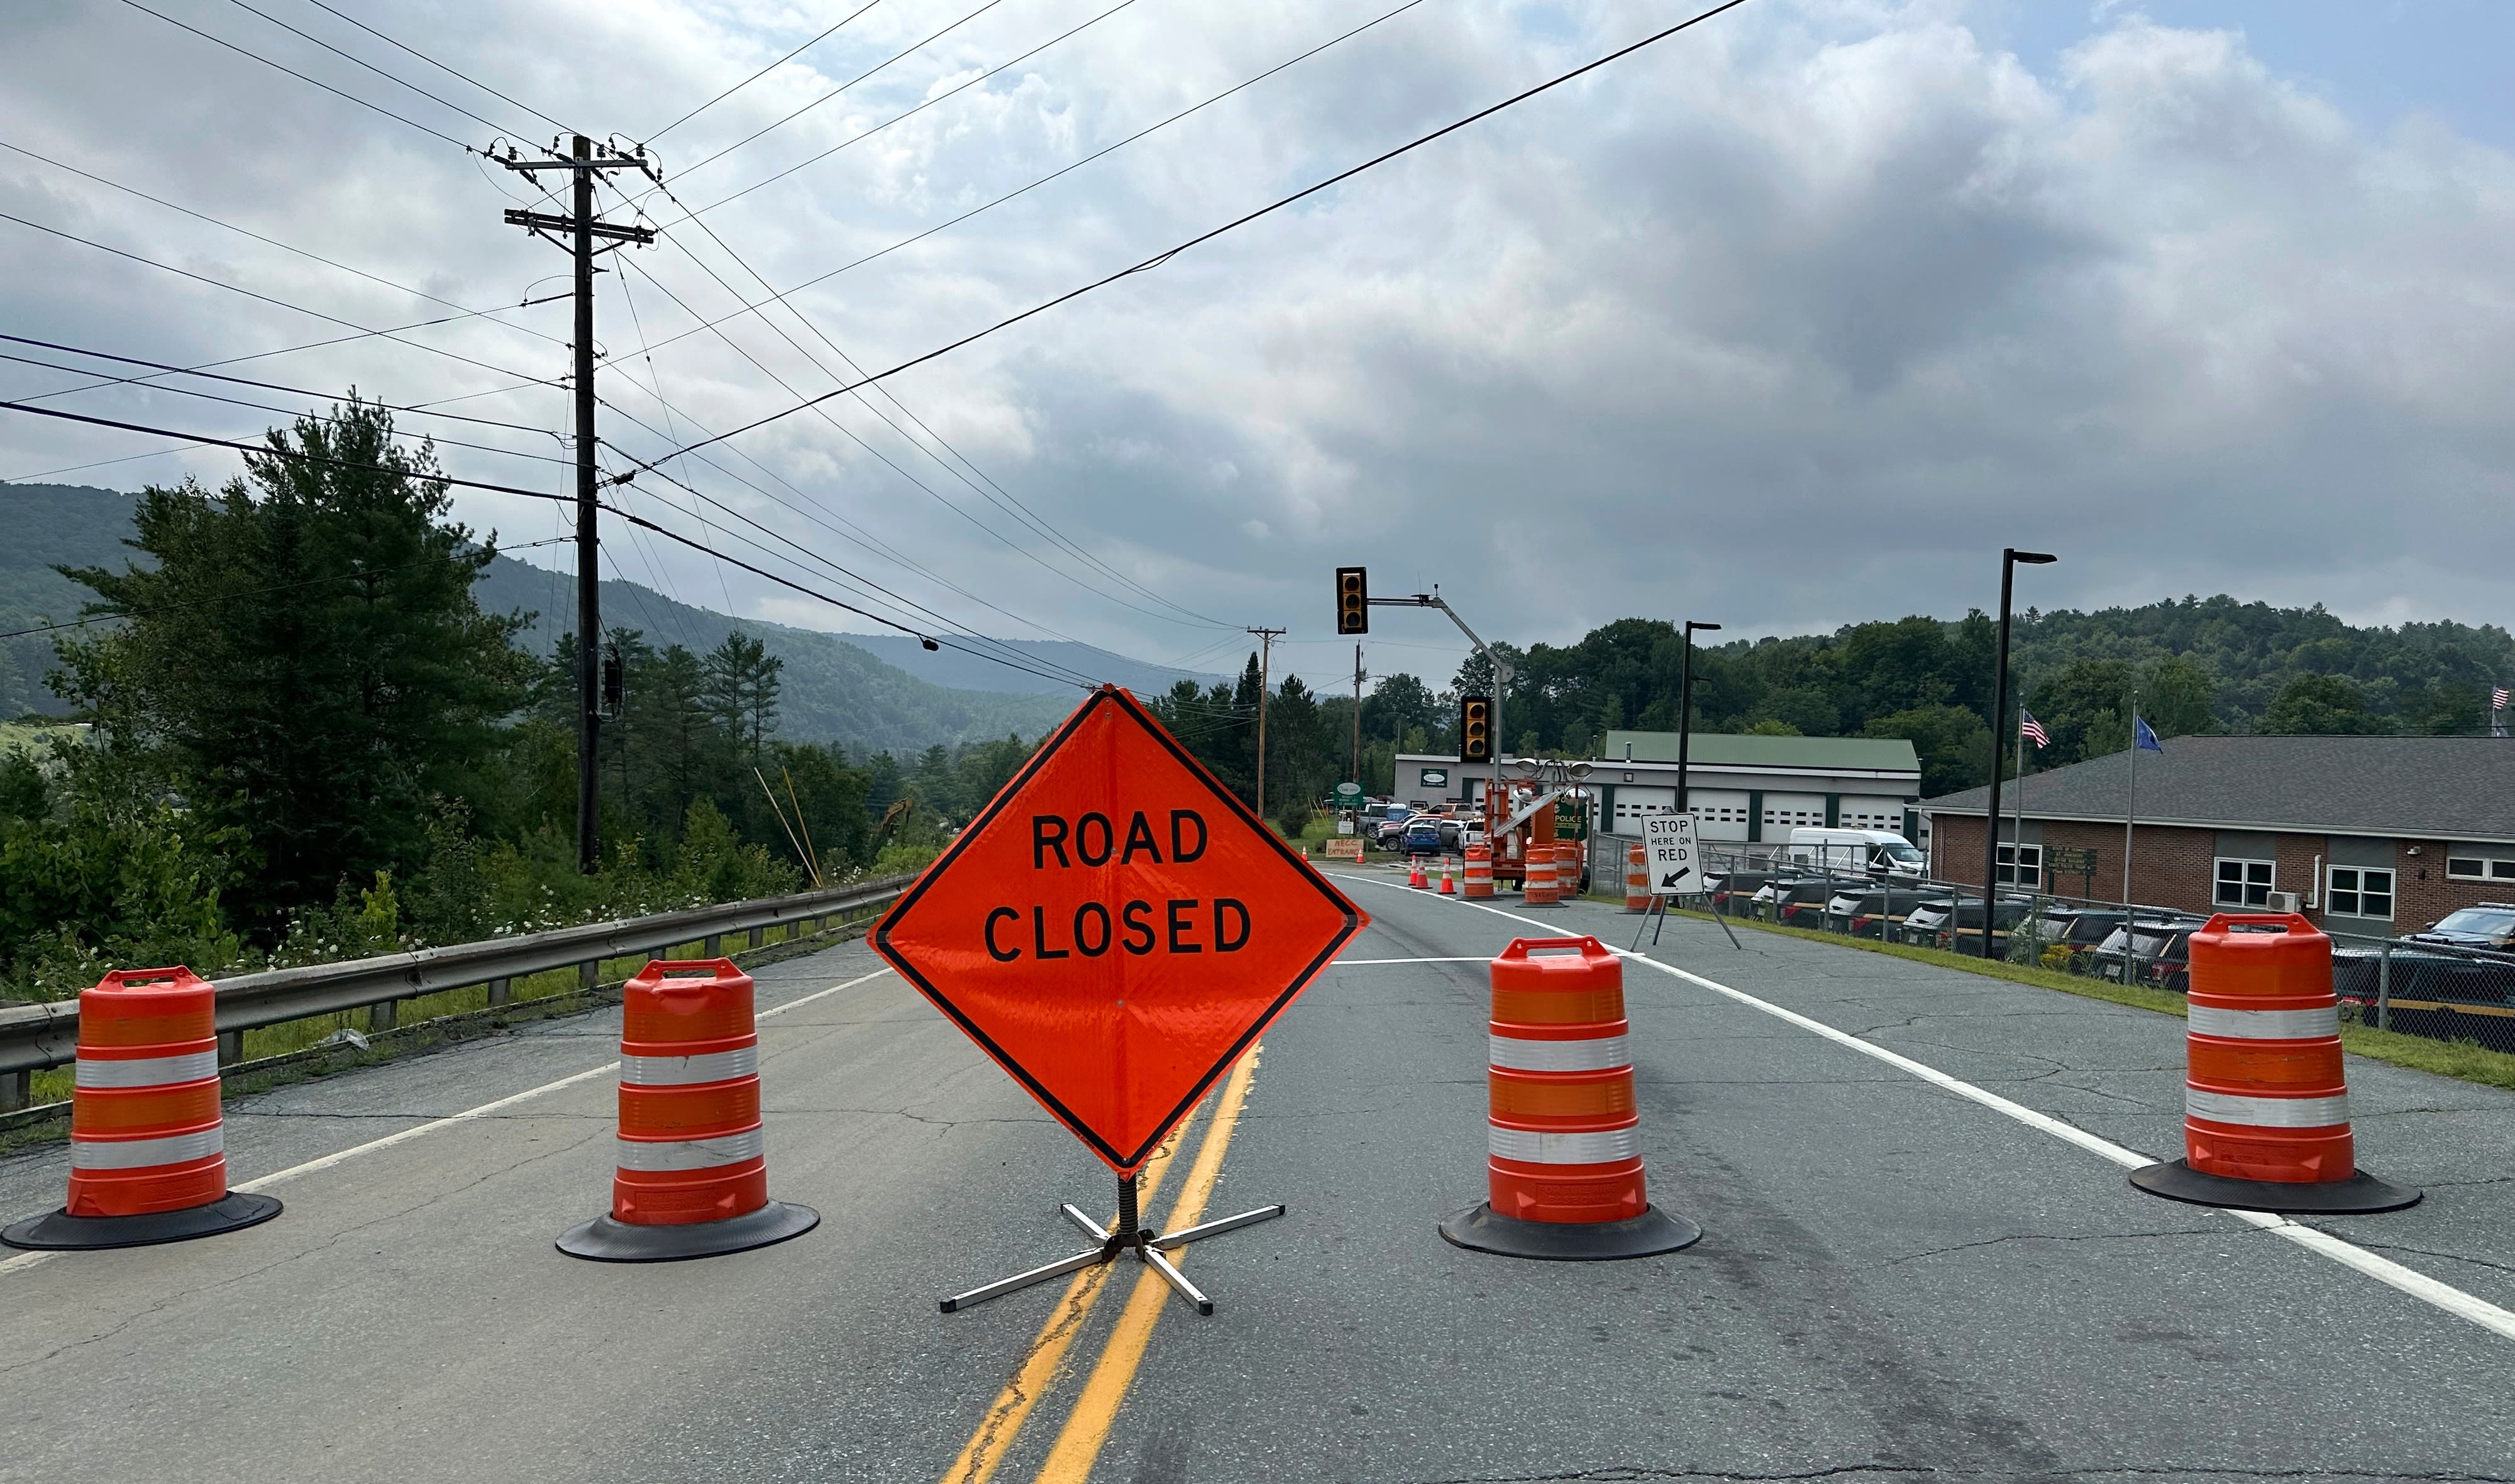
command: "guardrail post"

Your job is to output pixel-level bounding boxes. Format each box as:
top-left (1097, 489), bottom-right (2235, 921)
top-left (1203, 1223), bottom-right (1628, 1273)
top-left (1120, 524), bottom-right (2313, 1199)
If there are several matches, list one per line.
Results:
top-left (487, 977), bottom-right (512, 1008)
top-left (0, 1069), bottom-right (28, 1114)
top-left (370, 998), bottom-right (397, 1033)
top-left (2377, 941), bottom-right (2392, 1033)
top-left (217, 1028), bottom-right (244, 1065)
top-left (748, 925), bottom-right (764, 950)
top-left (704, 933), bottom-right (723, 957)
top-left (578, 960), bottom-right (599, 991)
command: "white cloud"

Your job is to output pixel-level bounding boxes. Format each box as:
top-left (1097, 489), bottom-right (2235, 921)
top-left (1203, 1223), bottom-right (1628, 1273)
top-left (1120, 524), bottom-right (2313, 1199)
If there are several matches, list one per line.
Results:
top-left (2, 0), bottom-right (2509, 693)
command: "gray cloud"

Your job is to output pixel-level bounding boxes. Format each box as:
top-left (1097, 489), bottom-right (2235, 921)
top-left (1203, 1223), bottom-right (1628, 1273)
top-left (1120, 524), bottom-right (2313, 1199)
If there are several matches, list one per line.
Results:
top-left (2, 1), bottom-right (2509, 697)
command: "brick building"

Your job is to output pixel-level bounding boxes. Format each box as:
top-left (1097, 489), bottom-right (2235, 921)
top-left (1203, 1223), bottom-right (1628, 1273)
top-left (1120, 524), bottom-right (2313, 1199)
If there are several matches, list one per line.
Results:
top-left (1921, 735), bottom-right (2515, 938)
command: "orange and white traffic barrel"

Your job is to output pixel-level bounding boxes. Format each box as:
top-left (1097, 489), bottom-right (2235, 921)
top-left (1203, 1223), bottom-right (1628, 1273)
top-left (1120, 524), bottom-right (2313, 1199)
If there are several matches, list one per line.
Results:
top-left (1440, 937), bottom-right (1698, 1258)
top-left (1463, 846), bottom-right (1494, 899)
top-left (1521, 848), bottom-right (1554, 903)
top-left (558, 959), bottom-right (821, 1260)
top-left (1624, 842), bottom-right (1650, 913)
top-left (2, 967), bottom-right (280, 1250)
top-left (2130, 915), bottom-right (2418, 1214)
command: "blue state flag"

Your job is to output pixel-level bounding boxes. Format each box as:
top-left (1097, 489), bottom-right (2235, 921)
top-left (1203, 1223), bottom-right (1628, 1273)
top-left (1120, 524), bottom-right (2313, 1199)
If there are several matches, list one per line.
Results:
top-left (2135, 717), bottom-right (2164, 754)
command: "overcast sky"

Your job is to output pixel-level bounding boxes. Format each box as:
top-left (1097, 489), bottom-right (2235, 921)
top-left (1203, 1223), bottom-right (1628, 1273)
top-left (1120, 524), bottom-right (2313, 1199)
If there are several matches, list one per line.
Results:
top-left (3, 0), bottom-right (2510, 696)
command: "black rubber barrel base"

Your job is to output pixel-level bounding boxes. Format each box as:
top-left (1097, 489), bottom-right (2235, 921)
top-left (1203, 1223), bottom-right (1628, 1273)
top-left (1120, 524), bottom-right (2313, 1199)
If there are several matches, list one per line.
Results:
top-left (556, 1200), bottom-right (819, 1262)
top-left (2, 1192), bottom-right (282, 1251)
top-left (2130, 1159), bottom-right (2421, 1214)
top-left (1439, 1202), bottom-right (1701, 1261)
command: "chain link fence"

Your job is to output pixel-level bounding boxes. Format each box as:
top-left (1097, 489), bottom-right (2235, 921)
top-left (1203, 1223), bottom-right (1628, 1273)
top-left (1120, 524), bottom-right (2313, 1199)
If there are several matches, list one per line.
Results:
top-left (1660, 842), bottom-right (2515, 1056)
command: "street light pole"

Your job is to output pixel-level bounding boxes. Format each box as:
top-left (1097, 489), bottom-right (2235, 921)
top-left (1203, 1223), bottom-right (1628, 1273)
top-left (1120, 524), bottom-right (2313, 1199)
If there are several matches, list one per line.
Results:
top-left (1981, 549), bottom-right (2056, 958)
top-left (1676, 620), bottom-right (1720, 826)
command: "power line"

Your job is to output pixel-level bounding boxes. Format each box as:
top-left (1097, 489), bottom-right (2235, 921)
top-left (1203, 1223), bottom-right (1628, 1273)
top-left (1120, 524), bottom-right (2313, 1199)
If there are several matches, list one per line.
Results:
top-left (622, 0), bottom-right (1427, 361)
top-left (293, 0), bottom-right (577, 136)
top-left (0, 334), bottom-right (553, 435)
top-left (110, 0), bottom-right (473, 150)
top-left (634, 0), bottom-right (1753, 468)
top-left (672, 0), bottom-right (1014, 181)
top-left (683, 0), bottom-right (1144, 217)
top-left (644, 0), bottom-right (885, 144)
top-left (0, 207), bottom-right (558, 388)
top-left (636, 175), bottom-right (1232, 630)
top-left (619, 215), bottom-right (1230, 632)
top-left (0, 396), bottom-right (1097, 691)
top-left (216, 0), bottom-right (531, 137)
top-left (0, 136), bottom-right (561, 350)
top-left (0, 347), bottom-right (567, 469)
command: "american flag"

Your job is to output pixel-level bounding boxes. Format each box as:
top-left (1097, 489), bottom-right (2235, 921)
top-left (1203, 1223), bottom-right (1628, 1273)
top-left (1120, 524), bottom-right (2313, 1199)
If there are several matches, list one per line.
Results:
top-left (2019, 709), bottom-right (2050, 747)
top-left (2496, 686), bottom-right (2511, 712)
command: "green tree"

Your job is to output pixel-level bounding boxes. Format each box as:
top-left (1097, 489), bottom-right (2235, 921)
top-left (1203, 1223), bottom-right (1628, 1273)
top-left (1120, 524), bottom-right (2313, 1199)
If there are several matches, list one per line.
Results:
top-left (2262, 673), bottom-right (2376, 734)
top-left (702, 632), bottom-right (782, 761)
top-left (1865, 703), bottom-right (1990, 796)
top-left (2142, 655), bottom-right (2215, 739)
top-left (52, 398), bottom-right (529, 932)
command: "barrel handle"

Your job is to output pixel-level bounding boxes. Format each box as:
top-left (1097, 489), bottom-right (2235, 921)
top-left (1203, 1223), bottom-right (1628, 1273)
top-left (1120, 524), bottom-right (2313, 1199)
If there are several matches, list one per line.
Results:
top-left (2198, 913), bottom-right (2318, 936)
top-left (1497, 935), bottom-right (1613, 962)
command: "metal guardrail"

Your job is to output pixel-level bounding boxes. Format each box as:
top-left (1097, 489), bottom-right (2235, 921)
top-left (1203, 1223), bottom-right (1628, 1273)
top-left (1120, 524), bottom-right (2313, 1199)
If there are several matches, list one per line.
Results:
top-left (0, 874), bottom-right (915, 1086)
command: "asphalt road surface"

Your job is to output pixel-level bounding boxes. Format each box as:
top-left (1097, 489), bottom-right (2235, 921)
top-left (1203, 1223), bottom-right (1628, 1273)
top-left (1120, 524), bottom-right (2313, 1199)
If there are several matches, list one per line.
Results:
top-left (4, 868), bottom-right (2512, 1483)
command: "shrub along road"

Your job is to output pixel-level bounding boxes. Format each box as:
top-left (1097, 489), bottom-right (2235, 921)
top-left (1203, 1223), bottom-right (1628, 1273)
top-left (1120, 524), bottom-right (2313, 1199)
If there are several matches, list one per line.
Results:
top-left (1, 877), bottom-right (2511, 1481)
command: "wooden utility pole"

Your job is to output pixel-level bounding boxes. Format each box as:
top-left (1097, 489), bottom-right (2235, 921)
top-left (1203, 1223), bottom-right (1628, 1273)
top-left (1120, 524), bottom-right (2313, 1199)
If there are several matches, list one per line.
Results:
top-left (497, 135), bottom-right (656, 872)
top-left (1248, 626), bottom-right (1285, 819)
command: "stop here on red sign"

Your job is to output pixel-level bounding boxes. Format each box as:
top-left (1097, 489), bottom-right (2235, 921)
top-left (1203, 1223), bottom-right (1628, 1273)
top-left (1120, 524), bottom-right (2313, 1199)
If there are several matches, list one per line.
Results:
top-left (875, 688), bottom-right (1365, 1173)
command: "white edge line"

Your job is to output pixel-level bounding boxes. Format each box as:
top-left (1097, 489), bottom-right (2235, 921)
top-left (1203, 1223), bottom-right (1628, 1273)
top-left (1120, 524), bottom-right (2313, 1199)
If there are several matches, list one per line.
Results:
top-left (1, 966), bottom-right (899, 1276)
top-left (1329, 871), bottom-right (2515, 1344)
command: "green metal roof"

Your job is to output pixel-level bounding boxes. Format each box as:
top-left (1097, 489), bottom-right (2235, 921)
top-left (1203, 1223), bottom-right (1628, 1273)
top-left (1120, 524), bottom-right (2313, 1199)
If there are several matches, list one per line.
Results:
top-left (1598, 730), bottom-right (1920, 774)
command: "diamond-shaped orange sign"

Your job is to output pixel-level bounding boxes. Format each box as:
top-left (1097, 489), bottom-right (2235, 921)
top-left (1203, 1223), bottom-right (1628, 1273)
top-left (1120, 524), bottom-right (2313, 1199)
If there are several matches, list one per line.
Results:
top-left (873, 687), bottom-right (1366, 1173)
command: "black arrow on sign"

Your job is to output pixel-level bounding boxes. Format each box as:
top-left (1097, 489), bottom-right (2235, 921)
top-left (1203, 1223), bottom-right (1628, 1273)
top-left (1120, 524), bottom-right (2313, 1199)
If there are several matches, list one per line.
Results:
top-left (1660, 867), bottom-right (1692, 888)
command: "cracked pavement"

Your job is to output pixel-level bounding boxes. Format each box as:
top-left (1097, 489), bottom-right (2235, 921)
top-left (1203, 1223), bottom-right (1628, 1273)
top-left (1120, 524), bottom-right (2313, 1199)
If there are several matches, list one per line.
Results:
top-left (2, 888), bottom-right (2511, 1482)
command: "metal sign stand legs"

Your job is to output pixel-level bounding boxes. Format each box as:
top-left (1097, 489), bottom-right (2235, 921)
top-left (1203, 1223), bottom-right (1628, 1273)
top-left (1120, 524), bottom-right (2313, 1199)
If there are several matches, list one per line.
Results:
top-left (940, 1173), bottom-right (1285, 1317)
top-left (1633, 893), bottom-right (1742, 952)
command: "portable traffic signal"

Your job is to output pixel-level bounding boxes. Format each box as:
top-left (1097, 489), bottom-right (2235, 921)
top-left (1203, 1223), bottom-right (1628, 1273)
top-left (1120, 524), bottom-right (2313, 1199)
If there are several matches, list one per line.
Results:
top-left (1459, 694), bottom-right (1492, 762)
top-left (1335, 566), bottom-right (1368, 635)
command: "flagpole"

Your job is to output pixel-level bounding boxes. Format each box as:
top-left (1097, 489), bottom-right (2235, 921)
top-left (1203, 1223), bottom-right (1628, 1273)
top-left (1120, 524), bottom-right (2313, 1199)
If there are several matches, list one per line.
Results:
top-left (2122, 689), bottom-right (2139, 907)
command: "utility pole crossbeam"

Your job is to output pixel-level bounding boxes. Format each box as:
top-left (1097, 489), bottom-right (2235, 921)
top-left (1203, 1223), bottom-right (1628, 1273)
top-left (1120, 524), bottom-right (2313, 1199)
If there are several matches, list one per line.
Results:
top-left (1369, 588), bottom-right (1510, 814)
top-left (495, 135), bottom-right (660, 874)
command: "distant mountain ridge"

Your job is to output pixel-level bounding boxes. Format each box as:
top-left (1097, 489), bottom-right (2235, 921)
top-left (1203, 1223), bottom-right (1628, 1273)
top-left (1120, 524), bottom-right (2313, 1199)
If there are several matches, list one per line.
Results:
top-left (0, 481), bottom-right (1217, 756)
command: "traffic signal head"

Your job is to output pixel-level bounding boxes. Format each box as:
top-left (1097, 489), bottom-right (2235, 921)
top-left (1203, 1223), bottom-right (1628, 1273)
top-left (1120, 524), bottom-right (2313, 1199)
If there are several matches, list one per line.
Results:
top-left (1459, 694), bottom-right (1492, 762)
top-left (1335, 566), bottom-right (1368, 635)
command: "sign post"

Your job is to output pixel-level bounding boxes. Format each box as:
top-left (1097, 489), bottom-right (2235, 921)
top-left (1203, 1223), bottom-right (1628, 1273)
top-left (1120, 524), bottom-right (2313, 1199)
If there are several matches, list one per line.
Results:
top-left (875, 686), bottom-right (1366, 1316)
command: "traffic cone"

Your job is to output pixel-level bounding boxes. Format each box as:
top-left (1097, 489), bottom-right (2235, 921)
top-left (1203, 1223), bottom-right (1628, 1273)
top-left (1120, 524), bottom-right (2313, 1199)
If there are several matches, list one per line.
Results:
top-left (1441, 937), bottom-right (1700, 1259)
top-left (1408, 859), bottom-right (1428, 890)
top-left (3, 968), bottom-right (281, 1250)
top-left (2130, 915), bottom-right (2418, 1214)
top-left (558, 959), bottom-right (821, 1260)
top-left (1439, 857), bottom-right (1457, 895)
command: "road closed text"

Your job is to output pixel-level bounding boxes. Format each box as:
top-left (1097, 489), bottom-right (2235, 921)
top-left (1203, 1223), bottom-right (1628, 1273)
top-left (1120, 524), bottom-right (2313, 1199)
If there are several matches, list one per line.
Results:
top-left (982, 810), bottom-right (1251, 962)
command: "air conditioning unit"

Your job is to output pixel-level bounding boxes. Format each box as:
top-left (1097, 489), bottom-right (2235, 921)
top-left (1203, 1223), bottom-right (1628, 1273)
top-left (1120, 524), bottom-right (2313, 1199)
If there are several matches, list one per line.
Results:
top-left (2264, 891), bottom-right (2302, 912)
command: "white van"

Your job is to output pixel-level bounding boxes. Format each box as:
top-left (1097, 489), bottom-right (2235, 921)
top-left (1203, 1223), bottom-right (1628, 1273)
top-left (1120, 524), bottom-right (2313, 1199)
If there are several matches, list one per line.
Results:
top-left (1786, 827), bottom-right (1926, 880)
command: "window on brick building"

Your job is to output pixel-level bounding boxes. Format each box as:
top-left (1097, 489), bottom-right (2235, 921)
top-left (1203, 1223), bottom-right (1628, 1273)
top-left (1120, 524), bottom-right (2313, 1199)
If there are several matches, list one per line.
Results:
top-left (2445, 845), bottom-right (2515, 883)
top-left (2326, 866), bottom-right (2393, 920)
top-left (1996, 842), bottom-right (2042, 888)
top-left (2214, 857), bottom-right (2274, 907)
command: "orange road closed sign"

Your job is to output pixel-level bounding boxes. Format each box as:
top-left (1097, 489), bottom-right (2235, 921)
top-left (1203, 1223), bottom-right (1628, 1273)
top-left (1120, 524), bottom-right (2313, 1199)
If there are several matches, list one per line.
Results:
top-left (874, 687), bottom-right (1367, 1173)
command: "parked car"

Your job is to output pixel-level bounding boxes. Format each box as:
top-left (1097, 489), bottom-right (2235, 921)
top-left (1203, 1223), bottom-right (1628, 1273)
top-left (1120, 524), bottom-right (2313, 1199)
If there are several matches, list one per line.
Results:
top-left (2404, 903), bottom-right (2515, 952)
top-left (1833, 886), bottom-right (1952, 940)
top-left (1898, 894), bottom-right (1977, 947)
top-left (2033, 907), bottom-right (2130, 970)
top-left (1399, 819), bottom-right (1446, 857)
top-left (1767, 877), bottom-right (1847, 929)
top-left (1372, 806), bottom-right (1414, 850)
top-left (1709, 869), bottom-right (1781, 915)
top-left (2086, 916), bottom-right (2208, 990)
top-left (1944, 899), bottom-right (2037, 957)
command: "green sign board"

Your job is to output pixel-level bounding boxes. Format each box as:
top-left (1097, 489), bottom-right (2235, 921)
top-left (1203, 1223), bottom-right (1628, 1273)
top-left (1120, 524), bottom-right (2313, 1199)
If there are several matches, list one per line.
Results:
top-left (1334, 782), bottom-right (1363, 805)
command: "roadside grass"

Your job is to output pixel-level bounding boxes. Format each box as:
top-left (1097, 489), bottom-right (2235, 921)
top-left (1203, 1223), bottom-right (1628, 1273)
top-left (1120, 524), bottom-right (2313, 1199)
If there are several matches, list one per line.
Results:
top-left (14, 914), bottom-right (871, 1127)
top-left (1633, 899), bottom-right (2515, 1094)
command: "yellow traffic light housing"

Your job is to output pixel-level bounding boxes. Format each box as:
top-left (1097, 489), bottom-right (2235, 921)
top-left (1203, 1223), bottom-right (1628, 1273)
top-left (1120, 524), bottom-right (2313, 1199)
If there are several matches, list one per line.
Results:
top-left (1335, 566), bottom-right (1368, 635)
top-left (1459, 693), bottom-right (1491, 762)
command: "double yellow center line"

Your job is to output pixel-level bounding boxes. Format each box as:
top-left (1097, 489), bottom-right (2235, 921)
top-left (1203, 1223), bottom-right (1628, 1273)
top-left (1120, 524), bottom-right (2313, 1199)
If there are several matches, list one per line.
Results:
top-left (941, 1047), bottom-right (1265, 1484)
